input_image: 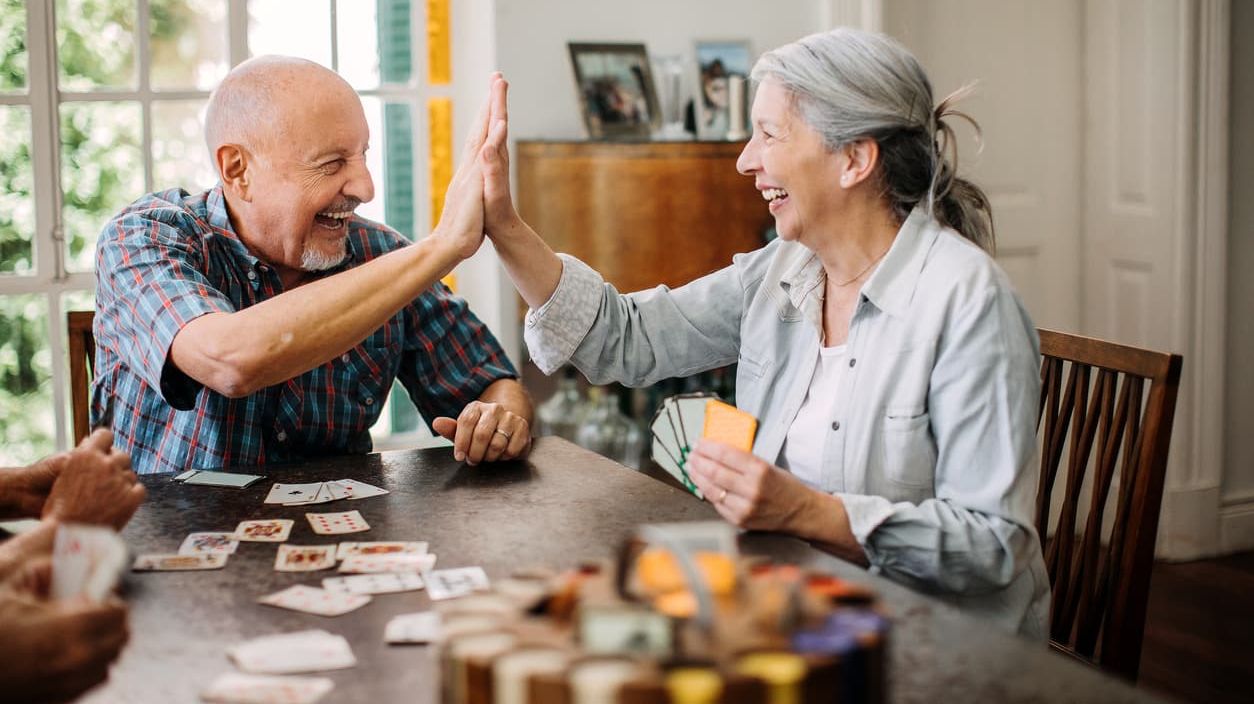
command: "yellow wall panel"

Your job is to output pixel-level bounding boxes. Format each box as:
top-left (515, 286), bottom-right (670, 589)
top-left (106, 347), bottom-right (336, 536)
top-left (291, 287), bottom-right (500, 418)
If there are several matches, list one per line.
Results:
top-left (427, 0), bottom-right (451, 85)
top-left (428, 96), bottom-right (454, 232)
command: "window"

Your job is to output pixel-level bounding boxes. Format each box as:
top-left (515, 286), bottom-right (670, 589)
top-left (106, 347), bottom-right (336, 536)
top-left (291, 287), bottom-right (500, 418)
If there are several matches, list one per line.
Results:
top-left (0, 0), bottom-right (445, 464)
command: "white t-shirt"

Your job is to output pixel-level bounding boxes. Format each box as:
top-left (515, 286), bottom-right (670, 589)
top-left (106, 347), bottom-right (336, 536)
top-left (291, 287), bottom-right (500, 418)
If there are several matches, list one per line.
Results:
top-left (779, 343), bottom-right (848, 488)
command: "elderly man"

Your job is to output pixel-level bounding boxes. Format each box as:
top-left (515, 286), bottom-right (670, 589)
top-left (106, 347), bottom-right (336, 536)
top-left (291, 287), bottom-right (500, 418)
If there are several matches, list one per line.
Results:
top-left (92, 56), bottom-right (531, 475)
top-left (0, 428), bottom-right (144, 702)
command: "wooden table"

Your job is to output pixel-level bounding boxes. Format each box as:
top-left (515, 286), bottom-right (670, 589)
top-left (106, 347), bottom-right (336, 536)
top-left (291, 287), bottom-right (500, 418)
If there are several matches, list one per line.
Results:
top-left (84, 437), bottom-right (1160, 703)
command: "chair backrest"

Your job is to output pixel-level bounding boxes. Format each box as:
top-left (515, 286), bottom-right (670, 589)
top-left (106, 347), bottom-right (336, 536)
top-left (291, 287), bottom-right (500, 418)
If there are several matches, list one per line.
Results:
top-left (1035, 328), bottom-right (1182, 680)
top-left (67, 310), bottom-right (96, 445)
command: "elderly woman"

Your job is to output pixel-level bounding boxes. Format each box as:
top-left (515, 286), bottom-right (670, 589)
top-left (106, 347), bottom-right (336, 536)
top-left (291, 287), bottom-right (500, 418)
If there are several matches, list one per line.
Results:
top-left (475, 28), bottom-right (1048, 638)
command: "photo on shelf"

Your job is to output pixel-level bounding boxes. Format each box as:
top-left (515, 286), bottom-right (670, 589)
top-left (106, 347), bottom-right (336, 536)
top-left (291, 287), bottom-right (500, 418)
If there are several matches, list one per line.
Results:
top-left (693, 39), bottom-right (753, 140)
top-left (568, 42), bottom-right (660, 140)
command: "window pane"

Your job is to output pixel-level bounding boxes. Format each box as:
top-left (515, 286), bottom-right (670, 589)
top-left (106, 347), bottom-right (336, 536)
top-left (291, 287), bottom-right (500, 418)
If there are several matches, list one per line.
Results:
top-left (0, 295), bottom-right (53, 465)
top-left (0, 106), bottom-right (33, 274)
top-left (149, 0), bottom-right (228, 91)
top-left (248, 0), bottom-right (332, 68)
top-left (152, 100), bottom-right (215, 191)
top-left (336, 0), bottom-right (380, 89)
top-left (60, 102), bottom-right (143, 272)
top-left (358, 97), bottom-right (415, 239)
top-left (56, 0), bottom-right (137, 91)
top-left (0, 0), bottom-right (26, 91)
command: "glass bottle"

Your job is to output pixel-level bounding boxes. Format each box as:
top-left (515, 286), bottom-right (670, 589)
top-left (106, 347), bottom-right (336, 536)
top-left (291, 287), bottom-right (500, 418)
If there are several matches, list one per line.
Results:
top-left (575, 386), bottom-right (644, 468)
top-left (536, 366), bottom-right (587, 443)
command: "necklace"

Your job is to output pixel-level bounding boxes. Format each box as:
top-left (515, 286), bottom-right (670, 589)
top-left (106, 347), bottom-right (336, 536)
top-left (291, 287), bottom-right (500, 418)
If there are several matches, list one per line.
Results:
top-left (830, 247), bottom-right (890, 287)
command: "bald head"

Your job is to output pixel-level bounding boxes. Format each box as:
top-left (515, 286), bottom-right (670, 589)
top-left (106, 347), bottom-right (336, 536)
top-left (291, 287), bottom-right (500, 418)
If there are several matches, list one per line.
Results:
top-left (205, 55), bottom-right (359, 159)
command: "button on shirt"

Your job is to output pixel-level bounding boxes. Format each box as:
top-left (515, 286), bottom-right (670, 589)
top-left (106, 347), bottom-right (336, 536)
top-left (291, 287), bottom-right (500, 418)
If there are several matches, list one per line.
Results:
top-left (524, 208), bottom-right (1050, 638)
top-left (93, 186), bottom-right (517, 475)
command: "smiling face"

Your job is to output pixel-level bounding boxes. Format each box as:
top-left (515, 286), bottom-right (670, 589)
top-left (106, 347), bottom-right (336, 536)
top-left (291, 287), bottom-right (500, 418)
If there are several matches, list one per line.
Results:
top-left (736, 80), bottom-right (848, 246)
top-left (211, 59), bottom-right (375, 280)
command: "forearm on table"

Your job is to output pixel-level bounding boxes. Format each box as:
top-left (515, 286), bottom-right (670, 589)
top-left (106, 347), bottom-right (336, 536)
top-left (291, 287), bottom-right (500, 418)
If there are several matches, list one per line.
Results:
top-left (171, 235), bottom-right (463, 396)
top-left (790, 491), bottom-right (871, 567)
top-left (475, 378), bottom-right (534, 426)
top-left (489, 217), bottom-right (563, 311)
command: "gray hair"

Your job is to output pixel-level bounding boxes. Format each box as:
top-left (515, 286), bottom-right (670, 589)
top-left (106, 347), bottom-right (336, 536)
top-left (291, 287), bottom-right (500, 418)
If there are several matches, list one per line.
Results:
top-left (751, 28), bottom-right (994, 253)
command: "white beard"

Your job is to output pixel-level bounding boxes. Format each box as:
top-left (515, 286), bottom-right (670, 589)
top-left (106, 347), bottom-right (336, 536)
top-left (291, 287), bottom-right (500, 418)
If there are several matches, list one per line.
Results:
top-left (300, 238), bottom-right (348, 272)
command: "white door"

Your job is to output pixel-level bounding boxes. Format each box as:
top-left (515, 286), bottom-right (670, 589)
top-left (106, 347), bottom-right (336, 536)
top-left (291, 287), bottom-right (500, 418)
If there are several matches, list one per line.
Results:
top-left (880, 0), bottom-right (1084, 333)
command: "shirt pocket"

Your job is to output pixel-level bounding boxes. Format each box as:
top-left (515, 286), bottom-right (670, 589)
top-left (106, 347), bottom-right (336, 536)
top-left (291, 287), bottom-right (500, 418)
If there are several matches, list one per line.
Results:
top-left (880, 410), bottom-right (937, 490)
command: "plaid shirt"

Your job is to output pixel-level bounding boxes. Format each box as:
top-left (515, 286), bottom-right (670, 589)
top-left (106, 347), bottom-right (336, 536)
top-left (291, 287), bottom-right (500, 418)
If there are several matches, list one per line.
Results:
top-left (93, 185), bottom-right (517, 475)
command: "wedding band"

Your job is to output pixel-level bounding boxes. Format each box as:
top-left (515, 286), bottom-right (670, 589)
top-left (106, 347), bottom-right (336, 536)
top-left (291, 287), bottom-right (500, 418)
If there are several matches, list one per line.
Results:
top-left (717, 488), bottom-right (728, 503)
top-left (494, 429), bottom-right (512, 440)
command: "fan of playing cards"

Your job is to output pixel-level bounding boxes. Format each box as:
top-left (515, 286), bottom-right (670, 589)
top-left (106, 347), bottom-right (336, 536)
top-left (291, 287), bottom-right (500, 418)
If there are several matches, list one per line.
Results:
top-left (649, 393), bottom-right (758, 500)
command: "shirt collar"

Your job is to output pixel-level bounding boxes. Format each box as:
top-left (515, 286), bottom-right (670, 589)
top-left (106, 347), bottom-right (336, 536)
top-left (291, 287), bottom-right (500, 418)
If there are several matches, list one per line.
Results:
top-left (860, 207), bottom-right (936, 319)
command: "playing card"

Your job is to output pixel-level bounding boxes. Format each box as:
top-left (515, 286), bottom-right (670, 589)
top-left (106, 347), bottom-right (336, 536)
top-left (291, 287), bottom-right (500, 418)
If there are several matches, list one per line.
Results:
top-left (424, 567), bottom-right (490, 601)
top-left (51, 524), bottom-right (128, 602)
top-left (334, 478), bottom-right (389, 500)
top-left (235, 519), bottom-right (294, 543)
top-left (335, 541), bottom-right (427, 560)
top-left (264, 483), bottom-right (323, 505)
top-left (384, 611), bottom-right (443, 644)
top-left (283, 483), bottom-right (336, 507)
top-left (322, 480), bottom-right (352, 501)
top-left (274, 545), bottom-right (337, 572)
top-left (228, 630), bottom-right (356, 674)
top-left (181, 470), bottom-right (264, 488)
top-left (337, 553), bottom-right (436, 574)
top-left (322, 572), bottom-right (424, 595)
top-left (132, 553), bottom-right (228, 571)
top-left (703, 398), bottom-right (757, 451)
top-left (649, 392), bottom-right (717, 499)
top-left (258, 585), bottom-right (371, 617)
top-left (178, 532), bottom-right (240, 555)
top-left (201, 672), bottom-right (334, 704)
top-left (305, 511), bottom-right (369, 535)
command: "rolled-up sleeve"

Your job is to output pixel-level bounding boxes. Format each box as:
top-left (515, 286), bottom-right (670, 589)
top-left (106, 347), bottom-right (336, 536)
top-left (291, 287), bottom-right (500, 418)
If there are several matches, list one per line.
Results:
top-left (839, 285), bottom-right (1041, 595)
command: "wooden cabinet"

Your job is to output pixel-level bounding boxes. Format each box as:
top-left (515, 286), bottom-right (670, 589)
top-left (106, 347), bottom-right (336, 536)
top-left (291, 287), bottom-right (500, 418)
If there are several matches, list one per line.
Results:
top-left (516, 141), bottom-right (771, 294)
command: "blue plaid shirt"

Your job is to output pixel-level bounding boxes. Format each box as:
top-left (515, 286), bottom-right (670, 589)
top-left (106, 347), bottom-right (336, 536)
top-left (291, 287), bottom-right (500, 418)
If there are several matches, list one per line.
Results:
top-left (92, 186), bottom-right (517, 475)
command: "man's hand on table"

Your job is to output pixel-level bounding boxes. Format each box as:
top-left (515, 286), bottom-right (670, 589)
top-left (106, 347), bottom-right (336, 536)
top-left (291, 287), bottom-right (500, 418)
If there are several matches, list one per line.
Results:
top-left (433, 400), bottom-right (532, 466)
top-left (41, 429), bottom-right (146, 531)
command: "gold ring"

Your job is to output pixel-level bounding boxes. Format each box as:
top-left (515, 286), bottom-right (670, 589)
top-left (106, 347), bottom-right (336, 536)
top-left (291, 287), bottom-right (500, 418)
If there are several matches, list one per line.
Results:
top-left (717, 488), bottom-right (728, 503)
top-left (494, 429), bottom-right (512, 440)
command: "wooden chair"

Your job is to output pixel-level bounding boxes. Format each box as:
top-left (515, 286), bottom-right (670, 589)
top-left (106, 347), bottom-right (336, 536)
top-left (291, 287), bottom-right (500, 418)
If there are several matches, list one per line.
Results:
top-left (1035, 328), bottom-right (1182, 681)
top-left (67, 310), bottom-right (96, 445)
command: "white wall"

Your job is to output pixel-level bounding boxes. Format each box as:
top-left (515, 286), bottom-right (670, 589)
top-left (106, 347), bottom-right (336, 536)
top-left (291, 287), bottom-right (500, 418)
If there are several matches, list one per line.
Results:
top-left (493, 0), bottom-right (822, 142)
top-left (1223, 0), bottom-right (1254, 522)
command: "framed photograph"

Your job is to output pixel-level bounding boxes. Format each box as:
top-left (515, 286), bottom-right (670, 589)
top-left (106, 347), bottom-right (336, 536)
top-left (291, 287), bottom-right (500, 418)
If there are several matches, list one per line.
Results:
top-left (568, 42), bottom-right (660, 140)
top-left (694, 40), bottom-right (753, 140)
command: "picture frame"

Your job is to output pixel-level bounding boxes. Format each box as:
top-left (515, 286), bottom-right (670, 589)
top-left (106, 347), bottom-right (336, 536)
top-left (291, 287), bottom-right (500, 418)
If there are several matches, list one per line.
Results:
top-left (568, 42), bottom-right (660, 140)
top-left (693, 39), bottom-right (753, 141)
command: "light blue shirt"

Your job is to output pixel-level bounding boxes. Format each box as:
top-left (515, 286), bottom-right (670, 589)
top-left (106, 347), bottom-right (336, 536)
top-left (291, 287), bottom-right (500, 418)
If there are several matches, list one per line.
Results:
top-left (525, 208), bottom-right (1050, 638)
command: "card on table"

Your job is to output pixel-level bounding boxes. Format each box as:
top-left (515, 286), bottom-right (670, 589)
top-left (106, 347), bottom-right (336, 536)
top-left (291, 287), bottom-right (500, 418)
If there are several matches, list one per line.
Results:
top-left (201, 671), bottom-right (334, 704)
top-left (424, 567), bottom-right (491, 601)
top-left (264, 483), bottom-right (324, 505)
top-left (283, 483), bottom-right (336, 507)
top-left (179, 470), bottom-right (265, 488)
top-left (228, 630), bottom-right (356, 675)
top-left (132, 553), bottom-right (228, 571)
top-left (384, 611), bottom-right (443, 644)
top-left (235, 519), bottom-right (294, 543)
top-left (274, 545), bottom-right (337, 572)
top-left (52, 524), bottom-right (128, 602)
top-left (335, 478), bottom-right (389, 500)
top-left (337, 553), bottom-right (436, 574)
top-left (305, 510), bottom-right (369, 536)
top-left (178, 532), bottom-right (240, 555)
top-left (335, 541), bottom-right (427, 561)
top-left (258, 585), bottom-right (371, 617)
top-left (702, 398), bottom-right (758, 451)
top-left (322, 572), bottom-right (424, 595)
